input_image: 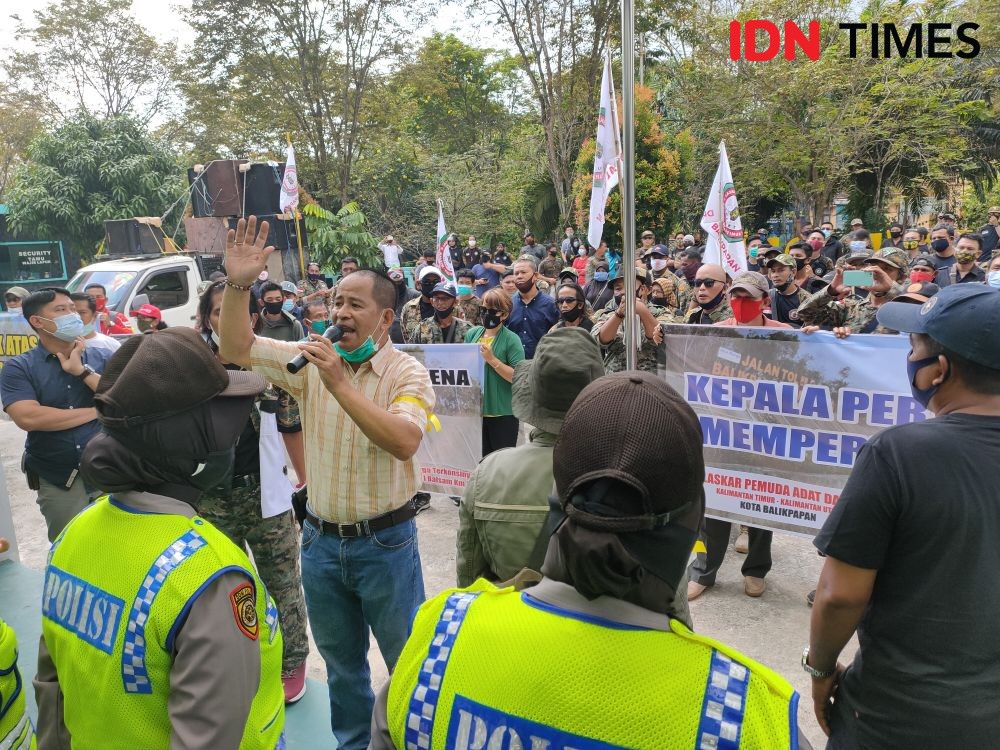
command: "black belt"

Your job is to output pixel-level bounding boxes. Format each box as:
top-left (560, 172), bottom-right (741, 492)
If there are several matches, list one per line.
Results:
top-left (305, 499), bottom-right (417, 538)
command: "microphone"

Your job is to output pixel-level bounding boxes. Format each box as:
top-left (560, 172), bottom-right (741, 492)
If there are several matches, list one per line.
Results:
top-left (286, 324), bottom-right (344, 373)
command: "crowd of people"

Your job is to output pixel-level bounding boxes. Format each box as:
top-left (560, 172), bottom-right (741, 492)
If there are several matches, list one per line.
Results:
top-left (0, 206), bottom-right (998, 749)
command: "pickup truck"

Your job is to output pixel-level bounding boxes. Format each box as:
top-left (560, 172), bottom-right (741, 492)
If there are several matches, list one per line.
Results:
top-left (66, 254), bottom-right (223, 329)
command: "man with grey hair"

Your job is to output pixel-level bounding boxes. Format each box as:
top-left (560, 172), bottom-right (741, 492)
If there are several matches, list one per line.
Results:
top-left (506, 256), bottom-right (557, 358)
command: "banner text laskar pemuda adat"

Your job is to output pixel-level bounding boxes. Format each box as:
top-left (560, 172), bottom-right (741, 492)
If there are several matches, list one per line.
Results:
top-left (661, 325), bottom-right (927, 536)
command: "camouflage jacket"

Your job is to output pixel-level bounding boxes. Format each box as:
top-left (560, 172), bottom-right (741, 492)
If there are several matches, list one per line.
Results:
top-left (592, 298), bottom-right (677, 373)
top-left (456, 296), bottom-right (481, 324)
top-left (400, 296), bottom-right (432, 343)
top-left (796, 284), bottom-right (905, 333)
top-left (411, 315), bottom-right (474, 345)
top-left (683, 298), bottom-right (734, 325)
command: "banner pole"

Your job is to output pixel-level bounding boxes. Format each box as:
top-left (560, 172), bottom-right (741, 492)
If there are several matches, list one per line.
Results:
top-left (295, 209), bottom-right (306, 279)
top-left (621, 0), bottom-right (637, 370)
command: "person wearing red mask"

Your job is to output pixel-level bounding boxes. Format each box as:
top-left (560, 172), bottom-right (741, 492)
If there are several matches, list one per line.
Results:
top-left (909, 257), bottom-right (937, 284)
top-left (688, 271), bottom-right (789, 604)
top-left (84, 283), bottom-right (133, 334)
top-left (806, 230), bottom-right (834, 278)
top-left (714, 271), bottom-right (793, 329)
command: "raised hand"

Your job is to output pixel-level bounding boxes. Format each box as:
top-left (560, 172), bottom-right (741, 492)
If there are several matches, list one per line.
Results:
top-left (56, 337), bottom-right (87, 376)
top-left (224, 216), bottom-right (275, 286)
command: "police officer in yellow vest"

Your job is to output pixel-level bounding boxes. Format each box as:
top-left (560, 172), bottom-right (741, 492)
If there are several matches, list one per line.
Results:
top-left (33, 328), bottom-right (286, 749)
top-left (1, 536), bottom-right (37, 750)
top-left (373, 371), bottom-right (809, 749)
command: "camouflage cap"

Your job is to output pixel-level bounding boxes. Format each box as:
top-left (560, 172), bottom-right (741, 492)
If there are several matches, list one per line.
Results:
top-left (729, 271), bottom-right (770, 299)
top-left (868, 248), bottom-right (907, 271)
top-left (766, 253), bottom-right (796, 269)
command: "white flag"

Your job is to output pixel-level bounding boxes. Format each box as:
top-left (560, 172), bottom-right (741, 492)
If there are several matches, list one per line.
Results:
top-left (435, 200), bottom-right (456, 284)
top-left (700, 141), bottom-right (748, 276)
top-left (279, 143), bottom-right (299, 214)
top-left (587, 53), bottom-right (622, 249)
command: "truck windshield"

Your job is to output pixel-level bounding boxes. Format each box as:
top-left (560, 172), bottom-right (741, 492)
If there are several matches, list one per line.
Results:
top-left (67, 270), bottom-right (138, 311)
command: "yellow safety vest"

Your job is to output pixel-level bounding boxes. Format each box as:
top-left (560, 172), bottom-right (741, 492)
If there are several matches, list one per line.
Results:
top-left (0, 618), bottom-right (36, 750)
top-left (388, 580), bottom-right (798, 749)
top-left (42, 497), bottom-right (285, 749)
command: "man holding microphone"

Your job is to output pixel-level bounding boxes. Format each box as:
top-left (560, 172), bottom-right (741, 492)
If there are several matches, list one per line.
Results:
top-left (218, 217), bottom-right (436, 750)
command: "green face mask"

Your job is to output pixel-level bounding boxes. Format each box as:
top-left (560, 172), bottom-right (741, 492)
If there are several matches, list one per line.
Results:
top-left (310, 319), bottom-right (328, 334)
top-left (334, 319), bottom-right (385, 363)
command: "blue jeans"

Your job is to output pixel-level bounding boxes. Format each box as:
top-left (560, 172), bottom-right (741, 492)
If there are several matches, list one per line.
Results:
top-left (300, 515), bottom-right (425, 750)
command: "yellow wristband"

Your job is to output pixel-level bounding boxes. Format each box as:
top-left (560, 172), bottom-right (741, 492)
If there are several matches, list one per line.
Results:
top-left (393, 396), bottom-right (442, 432)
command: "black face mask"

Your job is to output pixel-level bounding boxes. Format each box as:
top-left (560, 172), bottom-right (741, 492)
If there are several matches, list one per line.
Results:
top-left (697, 288), bottom-right (724, 310)
top-left (931, 238), bottom-right (950, 254)
top-left (649, 296), bottom-right (668, 307)
top-left (794, 259), bottom-right (806, 271)
top-left (420, 280), bottom-right (438, 297)
top-left (775, 280), bottom-right (793, 292)
top-left (434, 305), bottom-right (454, 321)
top-left (480, 309), bottom-right (502, 329)
top-left (613, 294), bottom-right (623, 308)
top-left (263, 300), bottom-right (283, 315)
top-left (890, 230), bottom-right (902, 238)
top-left (560, 305), bottom-right (583, 322)
top-left (307, 273), bottom-right (321, 281)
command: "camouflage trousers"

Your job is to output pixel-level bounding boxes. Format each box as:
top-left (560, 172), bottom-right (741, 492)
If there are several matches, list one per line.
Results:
top-left (198, 482), bottom-right (310, 671)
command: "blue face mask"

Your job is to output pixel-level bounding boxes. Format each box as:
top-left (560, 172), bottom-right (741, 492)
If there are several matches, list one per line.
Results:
top-left (849, 241), bottom-right (867, 252)
top-left (988, 271), bottom-right (1000, 289)
top-left (594, 271), bottom-right (609, 282)
top-left (906, 351), bottom-right (948, 409)
top-left (81, 321), bottom-right (96, 337)
top-left (281, 299), bottom-right (295, 312)
top-left (457, 285), bottom-right (473, 296)
top-left (310, 319), bottom-right (328, 334)
top-left (39, 313), bottom-right (86, 342)
top-left (822, 228), bottom-right (832, 238)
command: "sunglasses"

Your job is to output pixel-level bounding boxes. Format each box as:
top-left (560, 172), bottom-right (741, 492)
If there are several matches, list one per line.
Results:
top-left (557, 297), bottom-right (580, 305)
top-left (693, 279), bottom-right (722, 288)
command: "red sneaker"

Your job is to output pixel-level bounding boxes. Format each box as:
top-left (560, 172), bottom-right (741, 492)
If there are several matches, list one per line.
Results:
top-left (282, 662), bottom-right (307, 704)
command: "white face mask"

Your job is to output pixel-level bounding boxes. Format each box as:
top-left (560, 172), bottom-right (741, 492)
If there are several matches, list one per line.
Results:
top-left (468, 240), bottom-right (477, 248)
top-left (651, 258), bottom-right (668, 271)
top-left (577, 248), bottom-right (587, 257)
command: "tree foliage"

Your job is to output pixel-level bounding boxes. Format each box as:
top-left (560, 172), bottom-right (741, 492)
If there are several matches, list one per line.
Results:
top-left (6, 114), bottom-right (182, 260)
top-left (301, 201), bottom-right (381, 269)
top-left (6, 0), bottom-right (175, 123)
top-left (572, 86), bottom-right (689, 244)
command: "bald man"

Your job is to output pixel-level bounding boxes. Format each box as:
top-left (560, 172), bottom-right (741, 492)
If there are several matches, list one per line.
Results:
top-left (682, 263), bottom-right (732, 324)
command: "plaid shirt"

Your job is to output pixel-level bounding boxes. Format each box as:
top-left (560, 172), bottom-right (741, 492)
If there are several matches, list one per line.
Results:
top-left (250, 337), bottom-right (434, 522)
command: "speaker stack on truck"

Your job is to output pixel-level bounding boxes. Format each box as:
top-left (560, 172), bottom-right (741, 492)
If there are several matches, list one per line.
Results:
top-left (103, 217), bottom-right (169, 257)
top-left (182, 160), bottom-right (304, 255)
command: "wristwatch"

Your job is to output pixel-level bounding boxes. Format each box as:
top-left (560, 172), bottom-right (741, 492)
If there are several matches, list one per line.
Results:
top-left (801, 646), bottom-right (835, 678)
top-left (76, 364), bottom-right (97, 381)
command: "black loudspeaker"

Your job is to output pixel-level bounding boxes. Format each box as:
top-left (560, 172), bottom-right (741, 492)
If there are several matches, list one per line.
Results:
top-left (189, 160), bottom-right (248, 217)
top-left (104, 219), bottom-right (166, 256)
top-left (227, 214), bottom-right (303, 251)
top-left (243, 163), bottom-right (286, 217)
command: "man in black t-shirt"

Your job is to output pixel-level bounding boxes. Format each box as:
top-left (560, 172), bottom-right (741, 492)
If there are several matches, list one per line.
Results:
top-left (765, 253), bottom-right (810, 327)
top-left (808, 284), bottom-right (1000, 748)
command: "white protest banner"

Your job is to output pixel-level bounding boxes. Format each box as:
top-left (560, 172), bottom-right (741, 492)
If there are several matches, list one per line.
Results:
top-left (700, 141), bottom-right (748, 277)
top-left (435, 200), bottom-right (457, 285)
top-left (396, 344), bottom-right (483, 496)
top-left (280, 143), bottom-right (299, 213)
top-left (661, 325), bottom-right (928, 536)
top-left (586, 52), bottom-right (622, 249)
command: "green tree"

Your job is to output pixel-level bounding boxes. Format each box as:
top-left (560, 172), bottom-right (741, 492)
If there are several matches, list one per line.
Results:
top-left (6, 114), bottom-right (182, 261)
top-left (571, 86), bottom-right (688, 246)
top-left (6, 0), bottom-right (176, 123)
top-left (0, 85), bottom-right (43, 202)
top-left (301, 201), bottom-right (382, 269)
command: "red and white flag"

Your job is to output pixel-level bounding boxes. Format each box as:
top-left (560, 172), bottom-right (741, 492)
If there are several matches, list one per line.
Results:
top-left (700, 141), bottom-right (748, 276)
top-left (435, 200), bottom-right (456, 284)
top-left (279, 143), bottom-right (299, 214)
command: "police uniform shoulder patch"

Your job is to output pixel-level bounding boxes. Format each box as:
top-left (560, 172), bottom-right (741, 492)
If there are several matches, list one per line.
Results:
top-left (229, 582), bottom-right (258, 640)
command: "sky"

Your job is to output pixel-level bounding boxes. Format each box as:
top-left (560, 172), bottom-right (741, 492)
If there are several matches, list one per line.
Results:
top-left (1, 0), bottom-right (486, 52)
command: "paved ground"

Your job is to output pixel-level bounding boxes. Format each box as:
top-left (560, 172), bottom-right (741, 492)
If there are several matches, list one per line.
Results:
top-left (1, 413), bottom-right (846, 748)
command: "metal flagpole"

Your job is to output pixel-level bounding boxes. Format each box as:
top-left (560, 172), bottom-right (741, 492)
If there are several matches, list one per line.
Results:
top-left (621, 0), bottom-right (637, 370)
